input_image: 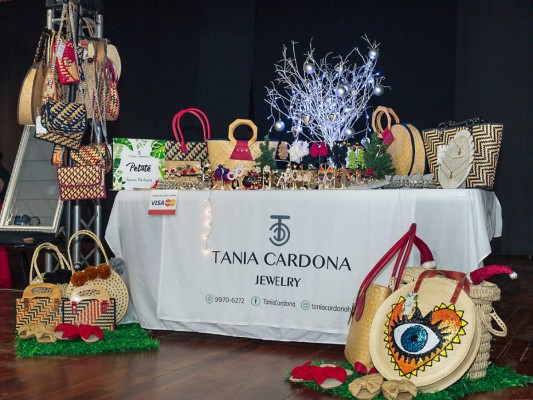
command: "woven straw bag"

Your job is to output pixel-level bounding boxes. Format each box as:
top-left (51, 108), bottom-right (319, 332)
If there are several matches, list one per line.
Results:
top-left (372, 106), bottom-right (426, 176)
top-left (17, 28), bottom-right (50, 125)
top-left (401, 266), bottom-right (507, 379)
top-left (207, 119), bottom-right (278, 169)
top-left (345, 224), bottom-right (436, 371)
top-left (28, 242), bottom-right (72, 298)
top-left (422, 118), bottom-right (503, 190)
top-left (65, 230), bottom-right (129, 323)
top-left (370, 269), bottom-right (480, 392)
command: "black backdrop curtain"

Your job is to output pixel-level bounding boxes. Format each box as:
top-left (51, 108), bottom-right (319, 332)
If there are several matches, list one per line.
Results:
top-left (0, 0), bottom-right (531, 255)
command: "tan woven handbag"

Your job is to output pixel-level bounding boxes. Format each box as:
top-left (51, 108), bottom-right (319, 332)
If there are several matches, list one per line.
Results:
top-left (422, 118), bottom-right (503, 189)
top-left (372, 106), bottom-right (426, 176)
top-left (65, 230), bottom-right (129, 323)
top-left (56, 165), bottom-right (106, 201)
top-left (17, 28), bottom-right (50, 125)
top-left (28, 242), bottom-right (72, 298)
top-left (401, 265), bottom-right (513, 379)
top-left (207, 119), bottom-right (278, 169)
top-left (16, 283), bottom-right (62, 330)
top-left (345, 224), bottom-right (436, 371)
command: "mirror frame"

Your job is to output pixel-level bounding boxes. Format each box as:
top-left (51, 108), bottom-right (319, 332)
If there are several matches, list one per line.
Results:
top-left (0, 125), bottom-right (63, 234)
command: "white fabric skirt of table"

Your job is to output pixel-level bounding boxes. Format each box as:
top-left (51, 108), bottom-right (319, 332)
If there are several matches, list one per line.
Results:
top-left (105, 189), bottom-right (502, 344)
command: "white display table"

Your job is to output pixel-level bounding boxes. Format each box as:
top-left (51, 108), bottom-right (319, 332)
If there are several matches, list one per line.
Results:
top-left (105, 189), bottom-right (502, 344)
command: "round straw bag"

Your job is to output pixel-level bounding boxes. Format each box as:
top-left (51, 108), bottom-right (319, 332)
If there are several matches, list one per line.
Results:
top-left (65, 230), bottom-right (129, 323)
top-left (29, 242), bottom-right (72, 298)
top-left (372, 106), bottom-right (426, 176)
top-left (369, 269), bottom-right (480, 392)
top-left (401, 266), bottom-right (506, 379)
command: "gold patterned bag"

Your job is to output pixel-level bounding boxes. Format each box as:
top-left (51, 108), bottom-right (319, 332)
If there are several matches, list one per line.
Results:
top-left (422, 118), bottom-right (503, 189)
top-left (56, 165), bottom-right (106, 201)
top-left (207, 119), bottom-right (278, 169)
top-left (15, 283), bottom-right (62, 331)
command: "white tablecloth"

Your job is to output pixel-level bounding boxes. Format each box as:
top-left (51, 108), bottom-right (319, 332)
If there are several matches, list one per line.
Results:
top-left (105, 189), bottom-right (502, 344)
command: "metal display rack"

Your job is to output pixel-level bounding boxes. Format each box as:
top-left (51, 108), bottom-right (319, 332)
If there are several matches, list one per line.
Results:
top-left (46, 0), bottom-right (106, 268)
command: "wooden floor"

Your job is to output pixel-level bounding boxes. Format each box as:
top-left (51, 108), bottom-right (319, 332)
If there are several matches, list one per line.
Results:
top-left (0, 254), bottom-right (531, 400)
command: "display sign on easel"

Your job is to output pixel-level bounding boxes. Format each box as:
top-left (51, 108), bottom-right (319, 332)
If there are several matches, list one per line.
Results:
top-left (112, 138), bottom-right (165, 190)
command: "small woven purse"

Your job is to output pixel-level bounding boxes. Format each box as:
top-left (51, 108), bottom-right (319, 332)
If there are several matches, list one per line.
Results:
top-left (56, 164), bottom-right (106, 201)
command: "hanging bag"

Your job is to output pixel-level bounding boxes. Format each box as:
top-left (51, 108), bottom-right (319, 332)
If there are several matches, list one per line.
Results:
top-left (56, 164), bottom-right (106, 201)
top-left (17, 28), bottom-right (50, 125)
top-left (344, 223), bottom-right (436, 371)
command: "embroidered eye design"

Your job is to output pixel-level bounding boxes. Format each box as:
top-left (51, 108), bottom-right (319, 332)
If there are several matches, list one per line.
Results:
top-left (393, 322), bottom-right (442, 355)
top-left (389, 308), bottom-right (445, 362)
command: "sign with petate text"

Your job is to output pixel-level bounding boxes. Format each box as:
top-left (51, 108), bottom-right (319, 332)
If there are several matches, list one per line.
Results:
top-left (112, 138), bottom-right (165, 190)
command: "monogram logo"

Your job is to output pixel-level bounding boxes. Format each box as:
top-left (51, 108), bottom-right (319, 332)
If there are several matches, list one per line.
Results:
top-left (269, 215), bottom-right (290, 246)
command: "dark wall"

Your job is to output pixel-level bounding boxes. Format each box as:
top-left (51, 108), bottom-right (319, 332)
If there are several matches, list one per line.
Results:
top-left (0, 0), bottom-right (530, 254)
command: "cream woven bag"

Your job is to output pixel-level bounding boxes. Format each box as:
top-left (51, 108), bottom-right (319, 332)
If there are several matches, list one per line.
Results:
top-left (207, 119), bottom-right (278, 169)
top-left (65, 230), bottom-right (129, 323)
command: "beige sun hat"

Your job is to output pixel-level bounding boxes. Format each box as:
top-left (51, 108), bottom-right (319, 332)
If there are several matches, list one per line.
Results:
top-left (369, 269), bottom-right (480, 392)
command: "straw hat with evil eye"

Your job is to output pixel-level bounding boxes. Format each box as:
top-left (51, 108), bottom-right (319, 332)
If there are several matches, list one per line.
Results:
top-left (369, 270), bottom-right (480, 393)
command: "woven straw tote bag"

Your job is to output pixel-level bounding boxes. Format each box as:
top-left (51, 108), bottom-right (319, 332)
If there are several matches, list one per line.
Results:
top-left (65, 230), bottom-right (129, 323)
top-left (345, 223), bottom-right (436, 371)
top-left (401, 266), bottom-right (508, 379)
top-left (28, 242), bottom-right (72, 298)
top-left (372, 106), bottom-right (426, 176)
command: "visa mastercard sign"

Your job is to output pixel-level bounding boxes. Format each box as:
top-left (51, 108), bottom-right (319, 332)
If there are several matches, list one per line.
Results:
top-left (148, 191), bottom-right (178, 215)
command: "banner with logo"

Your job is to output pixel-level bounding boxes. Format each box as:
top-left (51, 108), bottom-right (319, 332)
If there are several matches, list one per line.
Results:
top-left (112, 138), bottom-right (165, 190)
top-left (157, 190), bottom-right (409, 335)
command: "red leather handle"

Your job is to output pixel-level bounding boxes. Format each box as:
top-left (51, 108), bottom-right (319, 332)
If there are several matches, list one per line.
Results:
top-left (172, 108), bottom-right (211, 153)
top-left (413, 269), bottom-right (470, 304)
top-left (353, 223), bottom-right (417, 321)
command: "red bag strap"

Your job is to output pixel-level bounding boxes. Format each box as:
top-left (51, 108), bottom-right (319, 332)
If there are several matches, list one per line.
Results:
top-left (172, 108), bottom-right (211, 154)
top-left (413, 269), bottom-right (470, 304)
top-left (353, 223), bottom-right (416, 321)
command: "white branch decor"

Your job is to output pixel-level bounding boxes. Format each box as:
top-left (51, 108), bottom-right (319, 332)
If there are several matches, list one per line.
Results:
top-left (265, 36), bottom-right (386, 148)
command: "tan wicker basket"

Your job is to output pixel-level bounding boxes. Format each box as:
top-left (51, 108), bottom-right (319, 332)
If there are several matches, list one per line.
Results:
top-left (401, 267), bottom-right (507, 379)
top-left (65, 230), bottom-right (129, 323)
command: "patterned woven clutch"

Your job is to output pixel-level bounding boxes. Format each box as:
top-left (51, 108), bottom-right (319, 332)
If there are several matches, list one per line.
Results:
top-left (56, 165), bottom-right (106, 201)
top-left (15, 283), bottom-right (62, 330)
top-left (40, 100), bottom-right (87, 134)
top-left (62, 285), bottom-right (116, 331)
top-left (422, 119), bottom-right (503, 189)
top-left (70, 143), bottom-right (112, 174)
top-left (165, 108), bottom-right (210, 166)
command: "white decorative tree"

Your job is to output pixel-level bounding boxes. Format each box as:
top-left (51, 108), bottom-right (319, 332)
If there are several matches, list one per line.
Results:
top-left (265, 36), bottom-right (387, 148)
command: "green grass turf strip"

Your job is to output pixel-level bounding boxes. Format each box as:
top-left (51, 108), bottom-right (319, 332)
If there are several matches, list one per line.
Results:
top-left (16, 323), bottom-right (159, 358)
top-left (286, 361), bottom-right (532, 399)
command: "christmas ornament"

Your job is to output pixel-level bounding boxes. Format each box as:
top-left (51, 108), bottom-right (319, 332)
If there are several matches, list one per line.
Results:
top-left (304, 62), bottom-right (315, 74)
top-left (274, 120), bottom-right (285, 132)
top-left (373, 84), bottom-right (384, 96)
top-left (343, 127), bottom-right (355, 138)
top-left (361, 136), bottom-right (371, 149)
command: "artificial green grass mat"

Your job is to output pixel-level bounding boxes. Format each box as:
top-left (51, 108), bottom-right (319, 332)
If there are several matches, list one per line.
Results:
top-left (286, 361), bottom-right (532, 399)
top-left (16, 323), bottom-right (159, 359)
